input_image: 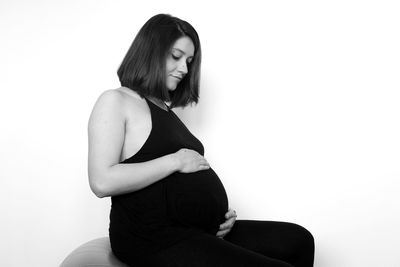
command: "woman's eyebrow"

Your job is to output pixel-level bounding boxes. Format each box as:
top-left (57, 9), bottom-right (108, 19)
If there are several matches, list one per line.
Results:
top-left (172, 48), bottom-right (194, 57)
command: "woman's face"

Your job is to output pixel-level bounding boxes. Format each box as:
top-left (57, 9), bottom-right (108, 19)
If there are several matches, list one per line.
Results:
top-left (165, 36), bottom-right (195, 91)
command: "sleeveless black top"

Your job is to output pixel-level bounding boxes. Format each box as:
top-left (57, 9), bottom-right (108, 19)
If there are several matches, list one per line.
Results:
top-left (109, 98), bottom-right (228, 256)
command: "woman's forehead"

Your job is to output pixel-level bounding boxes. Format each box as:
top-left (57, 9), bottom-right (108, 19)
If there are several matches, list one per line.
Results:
top-left (171, 36), bottom-right (195, 56)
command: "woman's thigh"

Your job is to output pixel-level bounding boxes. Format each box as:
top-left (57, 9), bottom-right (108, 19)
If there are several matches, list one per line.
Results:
top-left (151, 233), bottom-right (294, 267)
top-left (224, 220), bottom-right (315, 267)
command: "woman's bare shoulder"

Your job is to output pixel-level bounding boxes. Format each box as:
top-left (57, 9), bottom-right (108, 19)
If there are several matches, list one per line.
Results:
top-left (89, 87), bottom-right (148, 126)
top-left (114, 87), bottom-right (149, 115)
top-left (89, 89), bottom-right (123, 119)
top-left (92, 87), bottom-right (145, 112)
top-left (95, 88), bottom-right (128, 106)
top-left (114, 86), bottom-right (145, 107)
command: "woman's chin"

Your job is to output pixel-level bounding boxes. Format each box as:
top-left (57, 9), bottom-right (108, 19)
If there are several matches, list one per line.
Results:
top-left (167, 85), bottom-right (178, 91)
top-left (166, 79), bottom-right (180, 91)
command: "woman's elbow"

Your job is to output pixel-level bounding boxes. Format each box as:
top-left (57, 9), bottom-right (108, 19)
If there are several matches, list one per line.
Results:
top-left (92, 186), bottom-right (108, 198)
top-left (89, 176), bottom-right (111, 198)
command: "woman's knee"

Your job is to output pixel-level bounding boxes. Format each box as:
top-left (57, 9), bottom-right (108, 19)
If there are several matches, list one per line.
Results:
top-left (284, 222), bottom-right (315, 265)
top-left (287, 223), bottom-right (314, 250)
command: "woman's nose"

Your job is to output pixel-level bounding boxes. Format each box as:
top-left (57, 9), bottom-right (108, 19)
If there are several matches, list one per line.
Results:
top-left (177, 61), bottom-right (188, 74)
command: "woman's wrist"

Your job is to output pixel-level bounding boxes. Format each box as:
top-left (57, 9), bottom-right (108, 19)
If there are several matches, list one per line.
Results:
top-left (168, 152), bottom-right (181, 173)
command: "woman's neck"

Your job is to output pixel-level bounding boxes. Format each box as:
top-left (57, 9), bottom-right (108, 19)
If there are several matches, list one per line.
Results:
top-left (146, 96), bottom-right (170, 111)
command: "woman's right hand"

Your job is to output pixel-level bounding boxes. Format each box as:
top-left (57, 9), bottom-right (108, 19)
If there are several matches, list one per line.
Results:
top-left (173, 148), bottom-right (210, 173)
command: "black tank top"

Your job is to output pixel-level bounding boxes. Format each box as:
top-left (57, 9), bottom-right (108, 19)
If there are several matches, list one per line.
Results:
top-left (109, 97), bottom-right (228, 255)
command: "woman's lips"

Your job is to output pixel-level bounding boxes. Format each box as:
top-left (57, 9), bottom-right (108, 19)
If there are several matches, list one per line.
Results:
top-left (171, 75), bottom-right (182, 80)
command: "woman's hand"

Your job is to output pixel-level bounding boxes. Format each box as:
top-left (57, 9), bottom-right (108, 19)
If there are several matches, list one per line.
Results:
top-left (216, 208), bottom-right (237, 239)
top-left (173, 148), bottom-right (210, 173)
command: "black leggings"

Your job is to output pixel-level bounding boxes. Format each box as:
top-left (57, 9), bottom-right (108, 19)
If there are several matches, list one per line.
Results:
top-left (118, 220), bottom-right (314, 267)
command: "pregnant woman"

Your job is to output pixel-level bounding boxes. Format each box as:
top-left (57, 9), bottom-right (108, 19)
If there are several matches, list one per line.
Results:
top-left (88, 14), bottom-right (314, 267)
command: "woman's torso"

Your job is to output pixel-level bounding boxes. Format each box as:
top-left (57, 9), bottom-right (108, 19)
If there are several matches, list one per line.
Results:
top-left (109, 87), bottom-right (228, 254)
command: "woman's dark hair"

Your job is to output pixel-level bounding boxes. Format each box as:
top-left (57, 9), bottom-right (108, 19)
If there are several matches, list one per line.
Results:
top-left (117, 14), bottom-right (201, 108)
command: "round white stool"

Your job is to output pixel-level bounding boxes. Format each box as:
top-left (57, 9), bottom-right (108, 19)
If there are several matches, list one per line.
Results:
top-left (60, 237), bottom-right (129, 267)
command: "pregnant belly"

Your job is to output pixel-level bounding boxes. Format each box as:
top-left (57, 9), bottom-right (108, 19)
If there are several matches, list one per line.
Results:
top-left (165, 168), bottom-right (229, 234)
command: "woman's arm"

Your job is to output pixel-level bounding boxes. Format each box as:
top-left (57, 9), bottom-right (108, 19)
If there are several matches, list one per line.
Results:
top-left (88, 90), bottom-right (209, 198)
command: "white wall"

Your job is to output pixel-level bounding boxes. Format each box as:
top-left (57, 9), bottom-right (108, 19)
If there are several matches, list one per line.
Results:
top-left (1, 0), bottom-right (399, 266)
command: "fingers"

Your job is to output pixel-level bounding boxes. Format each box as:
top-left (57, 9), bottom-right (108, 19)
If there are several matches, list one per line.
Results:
top-left (199, 158), bottom-right (210, 167)
top-left (225, 208), bottom-right (237, 219)
top-left (177, 148), bottom-right (211, 173)
top-left (187, 149), bottom-right (210, 169)
top-left (196, 156), bottom-right (210, 171)
top-left (218, 208), bottom-right (237, 235)
top-left (219, 216), bottom-right (236, 230)
top-left (216, 229), bottom-right (230, 238)
top-left (199, 165), bottom-right (210, 171)
top-left (216, 210), bottom-right (237, 240)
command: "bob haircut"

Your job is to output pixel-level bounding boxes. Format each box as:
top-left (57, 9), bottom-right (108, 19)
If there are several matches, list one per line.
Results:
top-left (117, 14), bottom-right (202, 108)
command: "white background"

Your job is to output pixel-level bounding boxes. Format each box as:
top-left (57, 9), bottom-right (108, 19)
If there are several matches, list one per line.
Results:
top-left (1, 0), bottom-right (399, 266)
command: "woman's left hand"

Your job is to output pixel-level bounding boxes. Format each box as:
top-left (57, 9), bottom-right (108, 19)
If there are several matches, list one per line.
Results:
top-left (216, 208), bottom-right (237, 239)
